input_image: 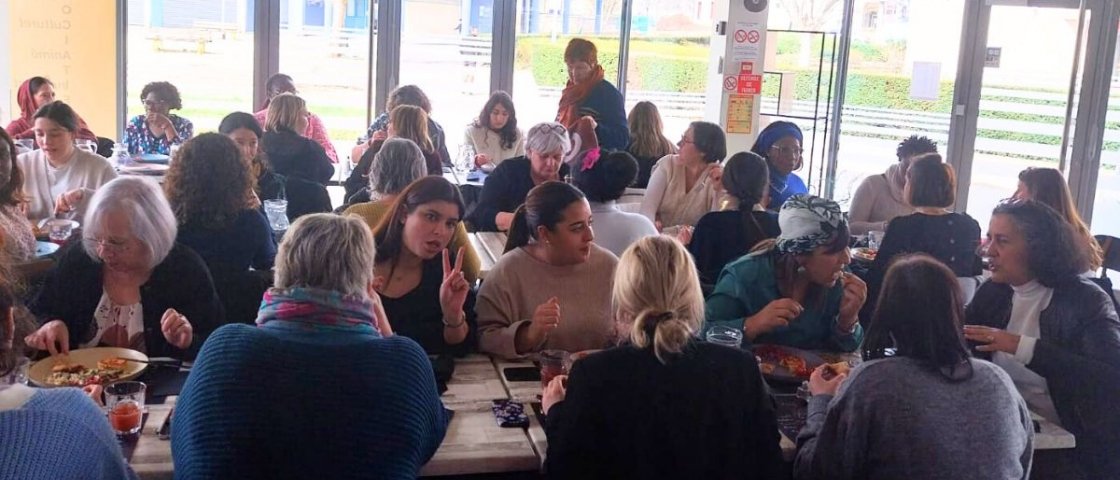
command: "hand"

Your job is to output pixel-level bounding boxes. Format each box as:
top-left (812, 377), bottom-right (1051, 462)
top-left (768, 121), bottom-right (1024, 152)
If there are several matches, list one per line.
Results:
top-left (82, 384), bottom-right (104, 407)
top-left (744, 298), bottom-right (803, 340)
top-left (24, 320), bottom-right (70, 356)
top-left (579, 115), bottom-right (598, 130)
top-left (808, 364), bottom-right (848, 396)
top-left (367, 280), bottom-right (394, 337)
top-left (54, 189), bottom-right (85, 215)
top-left (838, 273), bottom-right (867, 328)
top-left (439, 247), bottom-right (470, 323)
top-left (495, 212), bottom-right (515, 232)
top-left (160, 309), bottom-right (193, 350)
top-left (146, 113), bottom-right (174, 139)
top-left (708, 165), bottom-right (724, 191)
top-left (525, 297), bottom-right (561, 347)
top-left (676, 225), bottom-right (693, 246)
top-left (474, 153), bottom-right (491, 168)
top-left (541, 374), bottom-right (568, 415)
top-left (371, 129), bottom-right (388, 142)
top-left (655, 220), bottom-right (663, 232)
top-left (963, 325), bottom-right (1021, 354)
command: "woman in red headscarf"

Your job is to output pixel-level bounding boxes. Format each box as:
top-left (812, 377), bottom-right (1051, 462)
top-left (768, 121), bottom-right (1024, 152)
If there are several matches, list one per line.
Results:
top-left (5, 77), bottom-right (97, 141)
top-left (555, 39), bottom-right (629, 152)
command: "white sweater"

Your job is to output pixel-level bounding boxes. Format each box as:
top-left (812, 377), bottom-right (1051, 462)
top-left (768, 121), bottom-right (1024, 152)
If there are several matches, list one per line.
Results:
top-left (462, 125), bottom-right (525, 167)
top-left (17, 149), bottom-right (117, 222)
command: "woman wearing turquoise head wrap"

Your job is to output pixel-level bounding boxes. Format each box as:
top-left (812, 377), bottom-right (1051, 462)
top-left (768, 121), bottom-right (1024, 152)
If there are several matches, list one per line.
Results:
top-left (751, 121), bottom-right (807, 211)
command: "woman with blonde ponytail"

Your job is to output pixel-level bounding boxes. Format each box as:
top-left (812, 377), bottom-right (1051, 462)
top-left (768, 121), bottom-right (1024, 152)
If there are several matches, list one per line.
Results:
top-left (542, 236), bottom-right (783, 479)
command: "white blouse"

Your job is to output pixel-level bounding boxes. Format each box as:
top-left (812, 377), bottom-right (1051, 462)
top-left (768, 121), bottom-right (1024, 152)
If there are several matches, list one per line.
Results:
top-left (82, 292), bottom-right (146, 353)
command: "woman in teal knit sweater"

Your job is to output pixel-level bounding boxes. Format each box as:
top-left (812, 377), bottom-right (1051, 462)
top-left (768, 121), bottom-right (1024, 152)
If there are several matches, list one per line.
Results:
top-left (705, 195), bottom-right (867, 352)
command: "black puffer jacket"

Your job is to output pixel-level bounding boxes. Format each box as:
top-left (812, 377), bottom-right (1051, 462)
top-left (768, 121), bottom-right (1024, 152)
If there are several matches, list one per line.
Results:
top-left (261, 128), bottom-right (334, 185)
top-left (966, 276), bottom-right (1120, 478)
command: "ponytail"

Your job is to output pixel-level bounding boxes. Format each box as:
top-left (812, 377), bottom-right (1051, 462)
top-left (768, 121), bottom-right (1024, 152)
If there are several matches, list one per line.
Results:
top-left (631, 309), bottom-right (692, 364)
top-left (504, 204), bottom-right (531, 253)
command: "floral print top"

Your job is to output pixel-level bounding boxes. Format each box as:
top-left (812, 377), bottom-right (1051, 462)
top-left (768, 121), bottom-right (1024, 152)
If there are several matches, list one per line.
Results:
top-left (124, 114), bottom-right (193, 155)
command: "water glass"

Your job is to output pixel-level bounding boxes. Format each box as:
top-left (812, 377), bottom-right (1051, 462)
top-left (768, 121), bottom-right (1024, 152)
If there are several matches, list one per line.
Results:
top-left (263, 199), bottom-right (290, 232)
top-left (457, 144), bottom-right (476, 173)
top-left (1, 357), bottom-right (30, 386)
top-left (868, 230), bottom-right (886, 251)
top-left (75, 139), bottom-right (97, 154)
top-left (539, 350), bottom-right (571, 388)
top-left (46, 219), bottom-right (75, 244)
top-left (105, 381), bottom-right (146, 435)
top-left (16, 138), bottom-right (35, 152)
top-left (706, 325), bottom-right (743, 348)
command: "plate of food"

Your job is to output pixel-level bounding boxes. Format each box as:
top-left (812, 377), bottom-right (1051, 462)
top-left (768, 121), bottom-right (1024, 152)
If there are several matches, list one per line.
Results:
top-left (753, 344), bottom-right (825, 384)
top-left (851, 247), bottom-right (877, 263)
top-left (135, 153), bottom-right (171, 164)
top-left (29, 347), bottom-right (149, 387)
top-left (35, 241), bottom-right (59, 257)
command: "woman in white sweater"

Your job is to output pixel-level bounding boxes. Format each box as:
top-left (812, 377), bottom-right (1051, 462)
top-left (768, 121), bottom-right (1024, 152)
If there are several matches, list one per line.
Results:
top-left (638, 121), bottom-right (726, 232)
top-left (462, 91), bottom-right (524, 169)
top-left (476, 181), bottom-right (617, 359)
top-left (16, 101), bottom-right (116, 222)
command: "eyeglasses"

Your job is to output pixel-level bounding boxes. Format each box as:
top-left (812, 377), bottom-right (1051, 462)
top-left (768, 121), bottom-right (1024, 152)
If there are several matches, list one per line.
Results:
top-left (83, 238), bottom-right (132, 254)
top-left (678, 138), bottom-right (695, 145)
top-left (769, 145), bottom-right (803, 157)
top-left (142, 99), bottom-right (166, 108)
top-left (535, 124), bottom-right (568, 136)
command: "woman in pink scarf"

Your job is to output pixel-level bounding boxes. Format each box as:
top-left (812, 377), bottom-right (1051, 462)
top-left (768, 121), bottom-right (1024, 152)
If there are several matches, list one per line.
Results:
top-left (6, 77), bottom-right (97, 142)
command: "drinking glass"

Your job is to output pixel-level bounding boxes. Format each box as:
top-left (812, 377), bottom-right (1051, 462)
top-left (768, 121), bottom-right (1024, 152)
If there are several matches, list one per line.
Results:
top-left (16, 138), bottom-right (35, 152)
top-left (46, 219), bottom-right (75, 244)
top-left (538, 350), bottom-right (571, 388)
top-left (76, 139), bottom-right (97, 154)
top-left (868, 230), bottom-right (886, 251)
top-left (706, 325), bottom-right (743, 348)
top-left (457, 144), bottom-right (476, 174)
top-left (263, 199), bottom-right (290, 232)
top-left (1, 357), bottom-right (30, 386)
top-left (105, 381), bottom-right (146, 435)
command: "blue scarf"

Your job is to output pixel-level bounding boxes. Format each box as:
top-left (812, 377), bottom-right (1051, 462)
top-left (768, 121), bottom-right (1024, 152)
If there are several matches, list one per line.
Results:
top-left (256, 287), bottom-right (380, 336)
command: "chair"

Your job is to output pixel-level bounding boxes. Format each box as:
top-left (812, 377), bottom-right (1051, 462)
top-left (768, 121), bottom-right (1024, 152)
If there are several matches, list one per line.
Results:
top-left (95, 137), bottom-right (115, 158)
top-left (1095, 235), bottom-right (1120, 278)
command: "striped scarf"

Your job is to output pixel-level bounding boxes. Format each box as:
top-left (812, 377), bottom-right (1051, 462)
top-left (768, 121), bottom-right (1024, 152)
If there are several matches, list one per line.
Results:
top-left (255, 287), bottom-right (379, 336)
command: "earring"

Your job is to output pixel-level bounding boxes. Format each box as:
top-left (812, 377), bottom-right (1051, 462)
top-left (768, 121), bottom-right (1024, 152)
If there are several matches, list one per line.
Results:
top-left (796, 263), bottom-right (806, 275)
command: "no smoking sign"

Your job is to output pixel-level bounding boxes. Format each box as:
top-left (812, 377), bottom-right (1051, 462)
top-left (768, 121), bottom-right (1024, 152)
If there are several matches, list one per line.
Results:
top-left (734, 30), bottom-right (748, 43)
top-left (723, 76), bottom-right (738, 92)
top-left (746, 30), bottom-right (760, 43)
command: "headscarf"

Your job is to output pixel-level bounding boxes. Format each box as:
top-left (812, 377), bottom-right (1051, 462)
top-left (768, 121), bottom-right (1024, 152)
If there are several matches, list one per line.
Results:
top-left (754, 122), bottom-right (803, 159)
top-left (255, 287), bottom-right (380, 335)
top-left (556, 64), bottom-right (606, 130)
top-left (776, 195), bottom-right (848, 255)
top-left (14, 79), bottom-right (36, 123)
top-left (5, 78), bottom-right (97, 141)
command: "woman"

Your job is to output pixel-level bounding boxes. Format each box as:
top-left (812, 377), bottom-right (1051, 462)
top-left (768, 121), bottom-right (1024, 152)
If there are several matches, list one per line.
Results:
top-left (543, 235), bottom-right (783, 479)
top-left (344, 138), bottom-right (480, 283)
top-left (868, 154), bottom-right (980, 305)
top-left (795, 254), bottom-right (1033, 480)
top-left (477, 182), bottom-right (617, 359)
top-left (463, 91), bottom-right (524, 168)
top-left (1013, 167), bottom-right (1103, 272)
top-left (5, 76), bottom-right (97, 141)
top-left (218, 112), bottom-right (276, 198)
top-left (705, 195), bottom-right (866, 352)
top-left (165, 133), bottom-right (276, 273)
top-left (467, 122), bottom-right (572, 232)
top-left (2, 276), bottom-right (136, 479)
top-left (626, 101), bottom-right (677, 188)
top-left (848, 135), bottom-right (938, 235)
top-left (346, 105), bottom-right (442, 200)
top-left (363, 85), bottom-right (451, 167)
top-left (964, 200), bottom-right (1120, 478)
top-left (556, 38), bottom-right (629, 151)
top-left (638, 121), bottom-right (726, 232)
top-left (253, 73), bottom-right (338, 163)
top-left (17, 101), bottom-right (117, 222)
top-left (26, 177), bottom-right (223, 359)
top-left (171, 214), bottom-right (448, 478)
top-left (0, 128), bottom-right (35, 261)
top-left (690, 152), bottom-right (780, 286)
top-left (572, 150), bottom-right (657, 257)
top-left (124, 81), bottom-right (193, 155)
top-left (752, 121), bottom-right (807, 211)
top-left (371, 176), bottom-right (475, 354)
top-left (261, 93), bottom-right (334, 186)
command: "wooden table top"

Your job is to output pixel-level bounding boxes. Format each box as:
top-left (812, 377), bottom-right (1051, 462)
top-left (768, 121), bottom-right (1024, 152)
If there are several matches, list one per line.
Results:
top-left (468, 231), bottom-right (508, 281)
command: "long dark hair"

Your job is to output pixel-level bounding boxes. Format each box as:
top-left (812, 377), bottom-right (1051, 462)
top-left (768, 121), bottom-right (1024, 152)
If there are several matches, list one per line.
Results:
top-left (1017, 168), bottom-right (1102, 270)
top-left (33, 101), bottom-right (78, 133)
top-left (475, 91), bottom-right (519, 150)
top-left (992, 200), bottom-right (1089, 287)
top-left (372, 176), bottom-right (466, 265)
top-left (505, 181), bottom-right (586, 253)
top-left (722, 152), bottom-right (769, 247)
top-left (0, 128), bottom-right (27, 207)
top-left (863, 254), bottom-right (973, 381)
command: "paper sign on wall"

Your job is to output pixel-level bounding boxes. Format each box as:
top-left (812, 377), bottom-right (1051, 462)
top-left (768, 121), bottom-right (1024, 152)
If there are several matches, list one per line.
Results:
top-left (985, 47), bottom-right (1002, 68)
top-left (726, 94), bottom-right (754, 134)
top-left (909, 61), bottom-right (941, 101)
top-left (729, 20), bottom-right (763, 68)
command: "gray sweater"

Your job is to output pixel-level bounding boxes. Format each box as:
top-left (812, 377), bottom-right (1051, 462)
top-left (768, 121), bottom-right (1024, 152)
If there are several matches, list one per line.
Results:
top-left (794, 357), bottom-right (1034, 480)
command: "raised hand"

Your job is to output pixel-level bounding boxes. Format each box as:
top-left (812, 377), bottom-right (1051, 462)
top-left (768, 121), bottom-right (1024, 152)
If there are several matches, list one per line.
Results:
top-left (440, 247), bottom-right (470, 323)
top-left (525, 297), bottom-right (561, 348)
top-left (160, 308), bottom-right (193, 350)
top-left (838, 272), bottom-right (867, 328)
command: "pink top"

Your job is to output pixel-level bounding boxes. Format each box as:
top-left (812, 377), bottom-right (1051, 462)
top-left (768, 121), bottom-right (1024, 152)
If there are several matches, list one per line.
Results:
top-left (253, 109), bottom-right (338, 163)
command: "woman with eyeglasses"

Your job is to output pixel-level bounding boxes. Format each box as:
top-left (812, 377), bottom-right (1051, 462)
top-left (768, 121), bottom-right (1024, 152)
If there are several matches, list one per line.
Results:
top-left (124, 81), bottom-right (193, 155)
top-left (25, 177), bottom-right (223, 360)
top-left (637, 121), bottom-right (727, 235)
top-left (467, 122), bottom-right (572, 232)
top-left (253, 73), bottom-right (338, 163)
top-left (752, 121), bottom-right (807, 212)
top-left (964, 200), bottom-right (1120, 479)
top-left (5, 76), bottom-right (97, 142)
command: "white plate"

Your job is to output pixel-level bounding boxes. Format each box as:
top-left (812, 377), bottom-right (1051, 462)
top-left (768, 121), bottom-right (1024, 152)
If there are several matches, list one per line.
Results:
top-left (29, 347), bottom-right (149, 387)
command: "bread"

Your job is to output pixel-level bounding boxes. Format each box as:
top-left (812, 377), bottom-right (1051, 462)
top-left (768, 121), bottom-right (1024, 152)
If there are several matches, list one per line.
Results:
top-left (825, 361), bottom-right (851, 377)
top-left (51, 362), bottom-right (84, 373)
top-left (98, 357), bottom-right (128, 370)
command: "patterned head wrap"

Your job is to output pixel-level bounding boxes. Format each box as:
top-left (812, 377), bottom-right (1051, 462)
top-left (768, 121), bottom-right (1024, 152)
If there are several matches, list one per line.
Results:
top-left (776, 195), bottom-right (848, 255)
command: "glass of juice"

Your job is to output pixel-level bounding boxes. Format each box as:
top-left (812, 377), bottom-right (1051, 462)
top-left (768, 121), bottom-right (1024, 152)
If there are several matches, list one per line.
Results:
top-left (538, 350), bottom-right (571, 388)
top-left (105, 381), bottom-right (146, 436)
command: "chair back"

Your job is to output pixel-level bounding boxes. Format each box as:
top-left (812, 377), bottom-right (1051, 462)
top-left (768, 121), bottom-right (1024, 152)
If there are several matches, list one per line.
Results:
top-left (1095, 235), bottom-right (1120, 278)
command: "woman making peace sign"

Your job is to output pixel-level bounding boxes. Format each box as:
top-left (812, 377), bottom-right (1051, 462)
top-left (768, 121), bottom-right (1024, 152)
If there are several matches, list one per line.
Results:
top-left (370, 176), bottom-right (475, 354)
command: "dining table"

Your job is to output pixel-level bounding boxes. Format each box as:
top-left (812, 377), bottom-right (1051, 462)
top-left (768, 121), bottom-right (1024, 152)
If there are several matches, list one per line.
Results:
top-left (468, 231), bottom-right (508, 281)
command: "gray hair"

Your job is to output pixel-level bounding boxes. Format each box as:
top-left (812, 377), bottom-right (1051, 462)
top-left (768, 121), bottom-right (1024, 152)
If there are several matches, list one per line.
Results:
top-left (274, 213), bottom-right (376, 297)
top-left (369, 137), bottom-right (426, 199)
top-left (525, 122), bottom-right (572, 157)
top-left (83, 177), bottom-right (178, 269)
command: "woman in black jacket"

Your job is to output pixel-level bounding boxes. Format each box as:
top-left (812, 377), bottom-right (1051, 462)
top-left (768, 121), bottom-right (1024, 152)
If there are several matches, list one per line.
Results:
top-left (964, 200), bottom-right (1120, 479)
top-left (25, 177), bottom-right (223, 360)
top-left (260, 93), bottom-right (334, 186)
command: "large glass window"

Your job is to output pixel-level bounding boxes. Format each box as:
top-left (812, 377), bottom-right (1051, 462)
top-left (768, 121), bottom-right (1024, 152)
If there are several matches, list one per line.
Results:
top-left (514, 0), bottom-right (622, 129)
top-left (126, 0), bottom-right (255, 133)
top-left (624, 0), bottom-right (714, 139)
top-left (278, 0), bottom-right (375, 164)
top-left (1091, 24), bottom-right (1120, 237)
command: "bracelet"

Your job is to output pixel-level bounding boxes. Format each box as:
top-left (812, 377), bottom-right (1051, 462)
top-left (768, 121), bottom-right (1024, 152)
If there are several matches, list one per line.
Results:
top-left (442, 312), bottom-right (466, 328)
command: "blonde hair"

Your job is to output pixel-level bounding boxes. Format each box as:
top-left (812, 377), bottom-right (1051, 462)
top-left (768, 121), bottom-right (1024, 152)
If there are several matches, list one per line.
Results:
top-left (613, 236), bottom-right (704, 364)
top-left (275, 214), bottom-right (376, 298)
top-left (264, 93), bottom-right (307, 132)
top-left (389, 105), bottom-right (434, 153)
top-left (626, 101), bottom-right (677, 159)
